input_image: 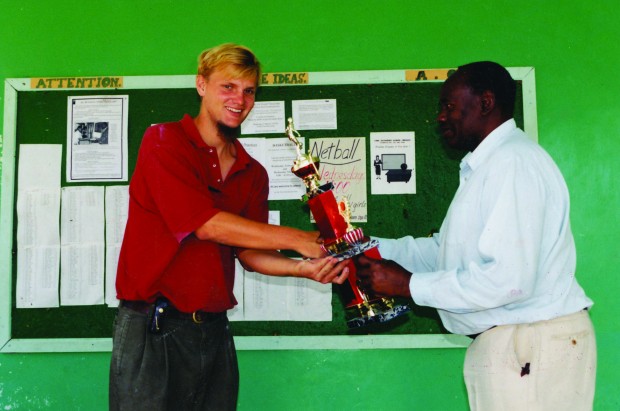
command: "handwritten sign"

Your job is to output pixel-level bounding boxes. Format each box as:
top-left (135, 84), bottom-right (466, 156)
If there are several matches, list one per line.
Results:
top-left (310, 137), bottom-right (367, 222)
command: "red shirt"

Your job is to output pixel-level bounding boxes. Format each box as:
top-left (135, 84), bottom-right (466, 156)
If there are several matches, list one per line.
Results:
top-left (116, 114), bottom-right (269, 312)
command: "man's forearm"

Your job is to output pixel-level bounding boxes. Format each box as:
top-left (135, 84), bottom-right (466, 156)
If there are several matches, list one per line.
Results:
top-left (238, 249), bottom-right (299, 276)
top-left (194, 211), bottom-right (317, 254)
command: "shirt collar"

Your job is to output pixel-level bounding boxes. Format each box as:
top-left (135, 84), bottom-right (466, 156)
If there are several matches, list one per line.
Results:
top-left (460, 119), bottom-right (516, 173)
top-left (231, 138), bottom-right (252, 170)
top-left (180, 114), bottom-right (206, 148)
top-left (180, 114), bottom-right (252, 169)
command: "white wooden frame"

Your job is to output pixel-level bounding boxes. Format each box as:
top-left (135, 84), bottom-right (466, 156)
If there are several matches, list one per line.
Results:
top-left (0, 68), bottom-right (536, 352)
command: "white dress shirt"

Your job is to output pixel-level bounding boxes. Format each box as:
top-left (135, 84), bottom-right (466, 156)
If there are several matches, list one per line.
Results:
top-left (377, 119), bottom-right (592, 335)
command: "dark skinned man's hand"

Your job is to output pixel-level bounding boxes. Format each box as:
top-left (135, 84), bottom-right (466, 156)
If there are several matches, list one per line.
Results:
top-left (353, 254), bottom-right (412, 298)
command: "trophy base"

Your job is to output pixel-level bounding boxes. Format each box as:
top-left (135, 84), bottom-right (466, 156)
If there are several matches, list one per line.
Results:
top-left (325, 238), bottom-right (379, 262)
top-left (345, 297), bottom-right (411, 328)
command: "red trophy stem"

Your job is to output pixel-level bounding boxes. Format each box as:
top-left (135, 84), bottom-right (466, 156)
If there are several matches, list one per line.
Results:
top-left (308, 190), bottom-right (384, 308)
top-left (345, 245), bottom-right (382, 307)
top-left (307, 191), bottom-right (348, 240)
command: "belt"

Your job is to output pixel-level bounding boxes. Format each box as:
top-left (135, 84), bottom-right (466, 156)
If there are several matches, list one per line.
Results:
top-left (120, 299), bottom-right (225, 324)
top-left (467, 308), bottom-right (589, 340)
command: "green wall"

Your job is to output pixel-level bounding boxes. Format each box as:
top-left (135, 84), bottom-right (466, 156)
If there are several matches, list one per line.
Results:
top-left (1, 1), bottom-right (618, 409)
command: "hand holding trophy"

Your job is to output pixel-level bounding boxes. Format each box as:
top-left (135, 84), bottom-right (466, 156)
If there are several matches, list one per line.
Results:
top-left (286, 118), bottom-right (410, 328)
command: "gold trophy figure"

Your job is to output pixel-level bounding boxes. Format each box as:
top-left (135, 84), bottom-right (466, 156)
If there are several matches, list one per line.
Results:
top-left (286, 118), bottom-right (410, 328)
top-left (286, 118), bottom-right (322, 196)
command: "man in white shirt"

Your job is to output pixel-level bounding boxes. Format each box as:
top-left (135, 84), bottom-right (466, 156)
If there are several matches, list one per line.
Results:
top-left (355, 61), bottom-right (596, 410)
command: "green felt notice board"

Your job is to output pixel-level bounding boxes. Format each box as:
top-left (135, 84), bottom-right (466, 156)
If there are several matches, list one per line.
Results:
top-left (0, 68), bottom-right (536, 352)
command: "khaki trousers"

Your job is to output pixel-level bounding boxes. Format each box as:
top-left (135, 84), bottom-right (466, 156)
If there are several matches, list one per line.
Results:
top-left (464, 309), bottom-right (596, 411)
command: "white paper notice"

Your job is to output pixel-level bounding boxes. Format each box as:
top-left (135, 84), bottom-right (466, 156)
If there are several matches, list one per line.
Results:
top-left (243, 269), bottom-right (332, 321)
top-left (67, 95), bottom-right (129, 182)
top-left (104, 185), bottom-right (129, 307)
top-left (291, 99), bottom-right (337, 130)
top-left (239, 137), bottom-right (266, 165)
top-left (60, 186), bottom-right (105, 305)
top-left (227, 259), bottom-right (245, 321)
top-left (310, 137), bottom-right (368, 222)
top-left (370, 132), bottom-right (416, 195)
top-left (241, 210), bottom-right (332, 321)
top-left (266, 138), bottom-right (306, 200)
top-left (239, 137), bottom-right (306, 200)
top-left (16, 144), bottom-right (62, 308)
top-left (241, 101), bottom-right (286, 135)
top-left (229, 211), bottom-right (280, 321)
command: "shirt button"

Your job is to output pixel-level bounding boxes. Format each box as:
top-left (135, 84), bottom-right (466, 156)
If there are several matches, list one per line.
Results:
top-left (212, 164), bottom-right (217, 168)
top-left (209, 149), bottom-right (213, 153)
top-left (217, 178), bottom-right (221, 183)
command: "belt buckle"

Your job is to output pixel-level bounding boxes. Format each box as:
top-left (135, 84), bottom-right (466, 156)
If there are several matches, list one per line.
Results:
top-left (192, 311), bottom-right (203, 324)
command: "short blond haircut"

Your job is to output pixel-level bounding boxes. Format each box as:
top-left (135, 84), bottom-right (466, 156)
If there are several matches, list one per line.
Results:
top-left (197, 43), bottom-right (261, 84)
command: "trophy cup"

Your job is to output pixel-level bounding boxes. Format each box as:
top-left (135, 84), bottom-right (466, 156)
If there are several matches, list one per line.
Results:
top-left (286, 118), bottom-right (410, 328)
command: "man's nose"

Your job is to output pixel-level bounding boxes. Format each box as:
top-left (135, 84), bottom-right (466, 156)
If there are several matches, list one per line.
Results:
top-left (232, 89), bottom-right (245, 103)
top-left (436, 110), bottom-right (446, 123)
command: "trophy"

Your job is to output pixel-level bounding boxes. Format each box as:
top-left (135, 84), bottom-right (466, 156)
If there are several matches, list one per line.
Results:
top-left (286, 118), bottom-right (410, 328)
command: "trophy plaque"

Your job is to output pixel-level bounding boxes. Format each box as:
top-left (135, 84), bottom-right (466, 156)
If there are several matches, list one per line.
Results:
top-left (286, 118), bottom-right (410, 328)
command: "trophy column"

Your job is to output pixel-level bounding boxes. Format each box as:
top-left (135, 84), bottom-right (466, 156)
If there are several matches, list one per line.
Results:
top-left (286, 118), bottom-right (410, 328)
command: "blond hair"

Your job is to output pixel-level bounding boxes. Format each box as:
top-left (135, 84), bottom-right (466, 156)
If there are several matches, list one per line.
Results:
top-left (197, 43), bottom-right (261, 84)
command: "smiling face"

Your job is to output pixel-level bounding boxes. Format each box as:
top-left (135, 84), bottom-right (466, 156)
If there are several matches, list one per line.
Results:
top-left (436, 77), bottom-right (486, 152)
top-left (197, 66), bottom-right (257, 132)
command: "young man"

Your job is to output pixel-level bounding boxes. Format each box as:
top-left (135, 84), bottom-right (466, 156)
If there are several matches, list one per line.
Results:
top-left (109, 43), bottom-right (349, 411)
top-left (355, 62), bottom-right (596, 410)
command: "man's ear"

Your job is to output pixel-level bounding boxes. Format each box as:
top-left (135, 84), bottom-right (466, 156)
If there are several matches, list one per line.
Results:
top-left (480, 90), bottom-right (496, 115)
top-left (196, 75), bottom-right (206, 97)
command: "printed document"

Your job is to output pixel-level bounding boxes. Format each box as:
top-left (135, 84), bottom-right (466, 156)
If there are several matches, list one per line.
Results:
top-left (66, 95), bottom-right (129, 182)
top-left (16, 144), bottom-right (62, 308)
top-left (104, 185), bottom-right (129, 306)
top-left (60, 186), bottom-right (105, 305)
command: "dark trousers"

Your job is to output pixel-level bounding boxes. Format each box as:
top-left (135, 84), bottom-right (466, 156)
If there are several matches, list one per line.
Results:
top-left (109, 305), bottom-right (239, 411)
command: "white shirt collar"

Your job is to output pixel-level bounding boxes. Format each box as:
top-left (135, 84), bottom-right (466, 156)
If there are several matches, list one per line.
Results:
top-left (461, 119), bottom-right (517, 173)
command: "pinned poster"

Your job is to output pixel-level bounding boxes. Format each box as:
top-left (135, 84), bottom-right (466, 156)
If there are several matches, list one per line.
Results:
top-left (309, 137), bottom-right (368, 222)
top-left (370, 131), bottom-right (416, 195)
top-left (291, 99), bottom-right (337, 130)
top-left (239, 137), bottom-right (305, 200)
top-left (241, 101), bottom-right (286, 135)
top-left (104, 185), bottom-right (129, 307)
top-left (67, 95), bottom-right (129, 182)
top-left (15, 144), bottom-right (62, 308)
top-left (60, 186), bottom-right (105, 306)
top-left (236, 210), bottom-right (332, 321)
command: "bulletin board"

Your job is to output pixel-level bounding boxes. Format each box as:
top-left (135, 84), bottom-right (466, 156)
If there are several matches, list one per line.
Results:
top-left (0, 67), bottom-right (537, 352)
